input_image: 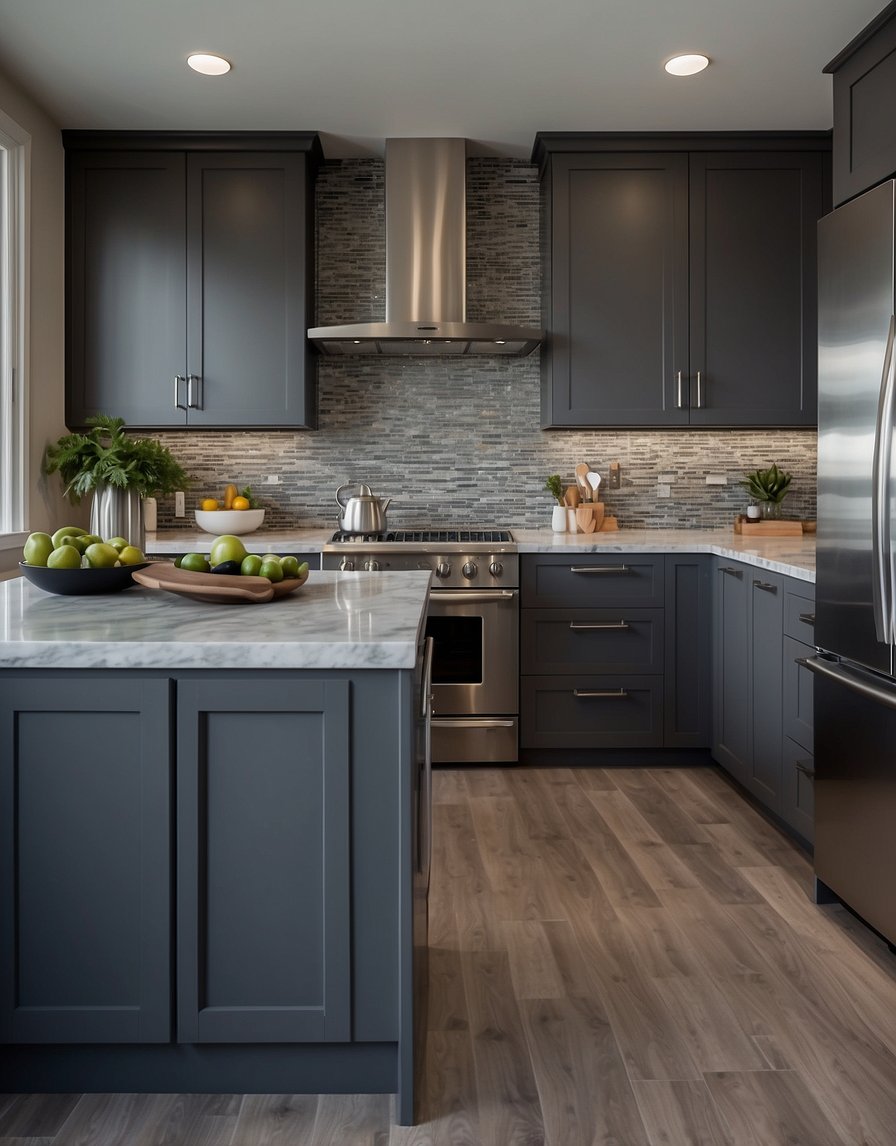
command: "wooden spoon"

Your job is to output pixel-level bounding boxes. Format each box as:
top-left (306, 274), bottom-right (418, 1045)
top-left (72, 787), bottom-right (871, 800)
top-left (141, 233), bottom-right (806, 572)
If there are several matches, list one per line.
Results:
top-left (576, 506), bottom-right (595, 533)
top-left (565, 485), bottom-right (581, 508)
top-left (575, 463), bottom-right (591, 501)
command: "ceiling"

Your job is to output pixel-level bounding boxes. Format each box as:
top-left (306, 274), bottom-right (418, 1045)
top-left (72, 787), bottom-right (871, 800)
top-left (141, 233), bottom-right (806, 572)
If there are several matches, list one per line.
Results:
top-left (0, 0), bottom-right (883, 158)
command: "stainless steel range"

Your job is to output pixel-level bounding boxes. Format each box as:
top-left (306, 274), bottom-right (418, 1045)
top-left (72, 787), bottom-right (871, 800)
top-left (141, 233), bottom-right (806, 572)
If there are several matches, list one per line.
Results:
top-left (323, 530), bottom-right (519, 764)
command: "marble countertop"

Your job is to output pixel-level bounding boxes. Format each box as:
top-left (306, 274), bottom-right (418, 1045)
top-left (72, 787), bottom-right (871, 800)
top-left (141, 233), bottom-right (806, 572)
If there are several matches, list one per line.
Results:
top-left (0, 570), bottom-right (431, 671)
top-left (147, 527), bottom-right (815, 582)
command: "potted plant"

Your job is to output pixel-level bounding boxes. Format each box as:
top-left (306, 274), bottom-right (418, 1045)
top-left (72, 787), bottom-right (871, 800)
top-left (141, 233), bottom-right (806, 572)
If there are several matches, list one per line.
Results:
top-left (544, 473), bottom-right (566, 532)
top-left (739, 463), bottom-right (793, 519)
top-left (44, 414), bottom-right (189, 547)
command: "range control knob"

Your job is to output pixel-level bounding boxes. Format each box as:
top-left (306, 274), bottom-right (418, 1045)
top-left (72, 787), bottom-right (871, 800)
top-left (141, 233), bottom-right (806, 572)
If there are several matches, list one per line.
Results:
top-left (364, 559), bottom-right (381, 572)
top-left (339, 558), bottom-right (355, 572)
top-left (435, 561), bottom-right (451, 578)
top-left (489, 561), bottom-right (503, 577)
top-left (462, 561), bottom-right (478, 579)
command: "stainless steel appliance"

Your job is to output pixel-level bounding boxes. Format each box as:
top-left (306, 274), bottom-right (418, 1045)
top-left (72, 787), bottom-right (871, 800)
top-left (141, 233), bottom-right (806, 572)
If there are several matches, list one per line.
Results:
top-left (806, 178), bottom-right (896, 946)
top-left (335, 482), bottom-right (392, 534)
top-left (323, 530), bottom-right (519, 763)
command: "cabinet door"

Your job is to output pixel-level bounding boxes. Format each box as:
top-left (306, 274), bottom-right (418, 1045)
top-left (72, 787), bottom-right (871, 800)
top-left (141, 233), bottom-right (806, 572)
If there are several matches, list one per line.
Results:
top-left (542, 153), bottom-right (689, 427)
top-left (186, 152), bottom-right (315, 428)
top-left (66, 151), bottom-right (187, 428)
top-left (748, 572), bottom-right (784, 812)
top-left (177, 678), bottom-right (350, 1043)
top-left (712, 561), bottom-right (751, 784)
top-left (664, 555), bottom-right (711, 748)
top-left (688, 153), bottom-right (822, 426)
top-left (0, 676), bottom-right (172, 1043)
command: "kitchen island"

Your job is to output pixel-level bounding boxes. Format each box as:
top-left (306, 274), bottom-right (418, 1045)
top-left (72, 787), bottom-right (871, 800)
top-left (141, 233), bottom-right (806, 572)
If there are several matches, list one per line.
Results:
top-left (0, 570), bottom-right (431, 1125)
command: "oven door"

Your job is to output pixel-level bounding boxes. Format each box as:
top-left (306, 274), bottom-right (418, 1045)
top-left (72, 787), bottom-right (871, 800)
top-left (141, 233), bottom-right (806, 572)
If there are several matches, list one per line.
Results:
top-left (426, 588), bottom-right (519, 763)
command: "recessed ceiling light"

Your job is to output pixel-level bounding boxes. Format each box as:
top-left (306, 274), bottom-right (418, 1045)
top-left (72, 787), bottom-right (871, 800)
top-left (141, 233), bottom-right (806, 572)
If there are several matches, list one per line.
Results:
top-left (664, 53), bottom-right (710, 77)
top-left (187, 52), bottom-right (231, 76)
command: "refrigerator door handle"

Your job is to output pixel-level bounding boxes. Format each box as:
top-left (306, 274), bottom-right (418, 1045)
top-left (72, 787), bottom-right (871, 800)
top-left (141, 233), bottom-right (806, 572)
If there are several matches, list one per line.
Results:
top-left (799, 654), bottom-right (896, 711)
top-left (871, 314), bottom-right (896, 643)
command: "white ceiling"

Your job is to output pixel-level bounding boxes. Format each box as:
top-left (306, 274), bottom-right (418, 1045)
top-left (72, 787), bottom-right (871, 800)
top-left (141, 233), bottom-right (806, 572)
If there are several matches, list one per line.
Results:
top-left (0, 0), bottom-right (883, 158)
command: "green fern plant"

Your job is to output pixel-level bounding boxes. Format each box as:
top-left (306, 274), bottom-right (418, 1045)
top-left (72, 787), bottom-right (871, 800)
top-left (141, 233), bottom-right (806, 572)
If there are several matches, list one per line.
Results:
top-left (44, 414), bottom-right (190, 504)
top-left (544, 474), bottom-right (564, 505)
top-left (739, 462), bottom-right (793, 505)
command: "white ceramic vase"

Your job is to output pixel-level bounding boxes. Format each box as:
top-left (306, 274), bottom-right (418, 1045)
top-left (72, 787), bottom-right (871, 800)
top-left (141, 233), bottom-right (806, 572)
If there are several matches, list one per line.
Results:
top-left (551, 505), bottom-right (567, 533)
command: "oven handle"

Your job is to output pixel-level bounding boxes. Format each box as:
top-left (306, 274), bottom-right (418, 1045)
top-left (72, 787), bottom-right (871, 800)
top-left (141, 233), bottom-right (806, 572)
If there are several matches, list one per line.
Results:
top-left (429, 590), bottom-right (517, 603)
top-left (430, 718), bottom-right (516, 729)
top-left (421, 635), bottom-right (435, 720)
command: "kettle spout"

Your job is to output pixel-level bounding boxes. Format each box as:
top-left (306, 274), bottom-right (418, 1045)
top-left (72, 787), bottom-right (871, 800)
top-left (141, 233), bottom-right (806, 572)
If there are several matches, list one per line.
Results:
top-left (380, 497), bottom-right (392, 513)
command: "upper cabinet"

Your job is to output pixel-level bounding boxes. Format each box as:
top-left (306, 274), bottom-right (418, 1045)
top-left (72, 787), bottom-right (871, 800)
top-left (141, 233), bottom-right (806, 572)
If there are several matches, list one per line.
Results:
top-left (64, 132), bottom-right (322, 430)
top-left (826, 2), bottom-right (896, 206)
top-left (533, 134), bottom-right (829, 429)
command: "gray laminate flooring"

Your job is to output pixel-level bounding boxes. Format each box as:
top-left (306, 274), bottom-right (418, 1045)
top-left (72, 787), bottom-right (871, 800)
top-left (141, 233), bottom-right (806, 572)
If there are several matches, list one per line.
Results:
top-left (4, 766), bottom-right (896, 1145)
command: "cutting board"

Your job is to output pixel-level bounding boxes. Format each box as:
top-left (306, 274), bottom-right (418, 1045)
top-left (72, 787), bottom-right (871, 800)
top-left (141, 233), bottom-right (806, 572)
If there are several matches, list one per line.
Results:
top-left (132, 562), bottom-right (308, 604)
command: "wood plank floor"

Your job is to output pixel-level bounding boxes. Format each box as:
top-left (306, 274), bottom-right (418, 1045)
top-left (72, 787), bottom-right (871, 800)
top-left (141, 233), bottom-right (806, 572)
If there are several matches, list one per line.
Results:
top-left (6, 765), bottom-right (896, 1145)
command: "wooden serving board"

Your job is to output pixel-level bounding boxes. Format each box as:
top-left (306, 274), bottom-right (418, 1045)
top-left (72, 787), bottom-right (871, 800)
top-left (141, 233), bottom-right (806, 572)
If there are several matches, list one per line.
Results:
top-left (733, 516), bottom-right (804, 537)
top-left (132, 562), bottom-right (308, 604)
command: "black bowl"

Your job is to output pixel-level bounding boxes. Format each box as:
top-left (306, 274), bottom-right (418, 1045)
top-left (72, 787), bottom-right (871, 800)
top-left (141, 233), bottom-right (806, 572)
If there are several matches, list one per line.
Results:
top-left (19, 561), bottom-right (152, 596)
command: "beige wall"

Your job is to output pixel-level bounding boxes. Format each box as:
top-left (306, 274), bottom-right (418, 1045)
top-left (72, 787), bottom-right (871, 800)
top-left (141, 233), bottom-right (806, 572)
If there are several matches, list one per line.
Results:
top-left (0, 65), bottom-right (75, 540)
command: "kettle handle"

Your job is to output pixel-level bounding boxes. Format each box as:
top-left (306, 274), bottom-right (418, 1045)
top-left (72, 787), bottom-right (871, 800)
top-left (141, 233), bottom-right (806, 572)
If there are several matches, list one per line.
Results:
top-left (335, 482), bottom-right (354, 509)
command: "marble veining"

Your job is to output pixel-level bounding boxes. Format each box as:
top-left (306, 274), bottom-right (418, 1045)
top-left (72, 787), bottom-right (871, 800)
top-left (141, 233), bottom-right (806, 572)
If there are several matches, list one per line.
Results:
top-left (0, 571), bottom-right (431, 670)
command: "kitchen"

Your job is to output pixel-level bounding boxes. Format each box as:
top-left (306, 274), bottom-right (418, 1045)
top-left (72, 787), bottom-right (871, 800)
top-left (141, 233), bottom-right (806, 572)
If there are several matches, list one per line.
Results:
top-left (1, 1), bottom-right (896, 1142)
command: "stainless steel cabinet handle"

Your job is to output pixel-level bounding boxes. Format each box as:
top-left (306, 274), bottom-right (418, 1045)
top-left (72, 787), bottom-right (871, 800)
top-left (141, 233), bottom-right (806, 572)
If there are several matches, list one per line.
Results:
top-left (798, 612), bottom-right (816, 627)
top-left (421, 636), bottom-right (434, 719)
top-left (799, 654), bottom-right (896, 712)
top-left (569, 621), bottom-right (630, 631)
top-left (430, 590), bottom-right (516, 604)
top-left (676, 370), bottom-right (684, 409)
top-left (753, 580), bottom-right (778, 594)
top-left (570, 565), bottom-right (630, 575)
top-left (795, 759), bottom-right (815, 780)
top-left (718, 566), bottom-right (743, 578)
top-left (430, 718), bottom-right (515, 729)
top-left (187, 374), bottom-right (202, 409)
top-left (573, 688), bottom-right (628, 699)
top-left (871, 315), bottom-right (896, 643)
top-left (696, 370), bottom-right (704, 408)
top-left (174, 375), bottom-right (186, 410)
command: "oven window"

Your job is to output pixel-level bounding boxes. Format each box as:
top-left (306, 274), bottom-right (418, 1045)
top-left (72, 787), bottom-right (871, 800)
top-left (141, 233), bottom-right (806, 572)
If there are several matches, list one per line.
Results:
top-left (425, 615), bottom-right (483, 684)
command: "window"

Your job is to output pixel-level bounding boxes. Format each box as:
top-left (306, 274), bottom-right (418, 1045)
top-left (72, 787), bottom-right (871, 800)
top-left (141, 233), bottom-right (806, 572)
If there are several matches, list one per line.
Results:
top-left (0, 110), bottom-right (28, 536)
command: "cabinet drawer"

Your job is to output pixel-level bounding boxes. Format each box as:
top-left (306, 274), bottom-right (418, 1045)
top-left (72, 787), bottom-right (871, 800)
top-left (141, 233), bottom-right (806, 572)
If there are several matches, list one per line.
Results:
top-left (782, 737), bottom-right (814, 844)
top-left (783, 585), bottom-right (816, 643)
top-left (783, 636), bottom-right (814, 752)
top-left (521, 609), bottom-right (664, 674)
top-left (520, 675), bottom-right (663, 748)
top-left (521, 556), bottom-right (664, 608)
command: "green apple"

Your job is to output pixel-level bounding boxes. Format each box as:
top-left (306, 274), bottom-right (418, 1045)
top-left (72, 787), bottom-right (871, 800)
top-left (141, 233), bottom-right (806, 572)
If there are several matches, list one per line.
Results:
top-left (240, 554), bottom-right (263, 577)
top-left (105, 536), bottom-right (129, 552)
top-left (47, 544), bottom-right (82, 570)
top-left (51, 525), bottom-right (87, 548)
top-left (117, 545), bottom-right (145, 566)
top-left (84, 542), bottom-right (120, 569)
top-left (22, 532), bottom-right (54, 567)
top-left (259, 559), bottom-right (284, 583)
top-left (209, 535), bottom-right (248, 566)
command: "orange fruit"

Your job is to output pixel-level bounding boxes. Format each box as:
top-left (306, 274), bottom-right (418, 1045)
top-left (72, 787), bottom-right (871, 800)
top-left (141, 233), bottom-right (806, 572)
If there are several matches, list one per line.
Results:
top-left (232, 495), bottom-right (250, 510)
top-left (201, 498), bottom-right (219, 511)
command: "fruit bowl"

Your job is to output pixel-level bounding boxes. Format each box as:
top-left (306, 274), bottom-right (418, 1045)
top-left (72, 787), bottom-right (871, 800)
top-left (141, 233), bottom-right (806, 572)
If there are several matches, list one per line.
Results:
top-left (194, 508), bottom-right (265, 535)
top-left (19, 561), bottom-right (151, 596)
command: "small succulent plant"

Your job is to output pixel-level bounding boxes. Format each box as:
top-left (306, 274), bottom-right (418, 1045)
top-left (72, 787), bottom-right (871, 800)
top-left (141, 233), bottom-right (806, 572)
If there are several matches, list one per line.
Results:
top-left (740, 463), bottom-right (793, 505)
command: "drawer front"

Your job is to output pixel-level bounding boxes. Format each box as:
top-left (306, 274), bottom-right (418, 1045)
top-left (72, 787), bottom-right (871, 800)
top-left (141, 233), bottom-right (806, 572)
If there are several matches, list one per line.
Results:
top-left (521, 555), bottom-right (664, 609)
top-left (521, 608), bottom-right (664, 674)
top-left (783, 584), bottom-right (816, 643)
top-left (782, 737), bottom-right (814, 844)
top-left (520, 674), bottom-right (663, 748)
top-left (783, 636), bottom-right (814, 752)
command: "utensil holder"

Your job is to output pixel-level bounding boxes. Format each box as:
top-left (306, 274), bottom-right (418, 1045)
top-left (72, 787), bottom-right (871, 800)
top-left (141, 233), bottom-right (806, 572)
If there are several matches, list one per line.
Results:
top-left (551, 505), bottom-right (567, 532)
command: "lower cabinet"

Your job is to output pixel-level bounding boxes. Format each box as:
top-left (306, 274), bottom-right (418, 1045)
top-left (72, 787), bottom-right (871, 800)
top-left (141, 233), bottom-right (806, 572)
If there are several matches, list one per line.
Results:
top-left (712, 559), bottom-right (815, 841)
top-left (520, 554), bottom-right (710, 751)
top-left (0, 672), bottom-right (383, 1048)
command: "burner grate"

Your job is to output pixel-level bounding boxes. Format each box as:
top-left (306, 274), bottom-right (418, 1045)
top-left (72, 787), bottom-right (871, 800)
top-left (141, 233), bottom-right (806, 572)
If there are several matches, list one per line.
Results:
top-left (330, 529), bottom-right (513, 544)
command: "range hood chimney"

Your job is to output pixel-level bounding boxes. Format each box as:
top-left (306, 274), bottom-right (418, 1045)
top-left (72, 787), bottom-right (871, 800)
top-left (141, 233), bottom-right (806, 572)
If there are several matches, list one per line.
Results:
top-left (308, 138), bottom-right (543, 357)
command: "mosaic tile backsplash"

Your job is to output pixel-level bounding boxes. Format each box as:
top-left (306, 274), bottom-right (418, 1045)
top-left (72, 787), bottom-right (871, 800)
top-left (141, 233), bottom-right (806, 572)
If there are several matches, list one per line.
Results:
top-left (154, 157), bottom-right (817, 532)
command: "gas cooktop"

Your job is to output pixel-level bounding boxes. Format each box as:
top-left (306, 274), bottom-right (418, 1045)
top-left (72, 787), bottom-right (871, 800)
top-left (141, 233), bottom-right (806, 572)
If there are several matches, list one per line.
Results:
top-left (329, 529), bottom-right (513, 544)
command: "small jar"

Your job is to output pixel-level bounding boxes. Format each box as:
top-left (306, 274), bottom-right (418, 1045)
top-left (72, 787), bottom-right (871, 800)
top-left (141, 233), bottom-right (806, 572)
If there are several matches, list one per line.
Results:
top-left (551, 505), bottom-right (567, 533)
top-left (746, 502), bottom-right (761, 521)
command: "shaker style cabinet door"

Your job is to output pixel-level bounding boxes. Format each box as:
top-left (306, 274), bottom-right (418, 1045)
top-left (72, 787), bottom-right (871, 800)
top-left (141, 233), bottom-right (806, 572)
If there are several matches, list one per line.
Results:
top-left (66, 151), bottom-right (187, 428)
top-left (0, 676), bottom-right (172, 1044)
top-left (176, 678), bottom-right (351, 1043)
top-left (541, 152), bottom-right (690, 427)
top-left (712, 561), bottom-right (752, 786)
top-left (688, 153), bottom-right (822, 426)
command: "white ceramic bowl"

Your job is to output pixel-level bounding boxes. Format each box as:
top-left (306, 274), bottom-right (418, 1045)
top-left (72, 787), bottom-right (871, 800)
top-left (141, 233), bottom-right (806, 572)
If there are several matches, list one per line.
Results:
top-left (194, 508), bottom-right (265, 535)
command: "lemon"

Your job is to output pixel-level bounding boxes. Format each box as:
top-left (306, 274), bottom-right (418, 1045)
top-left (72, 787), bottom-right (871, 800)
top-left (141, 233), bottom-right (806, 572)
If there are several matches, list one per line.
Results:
top-left (201, 498), bottom-right (219, 511)
top-left (232, 495), bottom-right (250, 510)
top-left (47, 544), bottom-right (82, 570)
top-left (117, 545), bottom-right (145, 566)
top-left (23, 532), bottom-right (54, 566)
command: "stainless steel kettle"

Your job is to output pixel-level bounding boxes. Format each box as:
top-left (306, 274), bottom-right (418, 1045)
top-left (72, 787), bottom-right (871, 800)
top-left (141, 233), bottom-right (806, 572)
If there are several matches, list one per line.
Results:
top-left (335, 483), bottom-right (392, 534)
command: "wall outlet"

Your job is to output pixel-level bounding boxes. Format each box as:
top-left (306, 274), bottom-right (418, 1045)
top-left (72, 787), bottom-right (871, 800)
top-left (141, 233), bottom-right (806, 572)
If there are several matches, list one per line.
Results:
top-left (705, 474), bottom-right (728, 486)
top-left (657, 473), bottom-right (675, 483)
top-left (609, 461), bottom-right (621, 489)
top-left (175, 490), bottom-right (185, 517)
top-left (264, 474), bottom-right (281, 485)
top-left (657, 483), bottom-right (671, 499)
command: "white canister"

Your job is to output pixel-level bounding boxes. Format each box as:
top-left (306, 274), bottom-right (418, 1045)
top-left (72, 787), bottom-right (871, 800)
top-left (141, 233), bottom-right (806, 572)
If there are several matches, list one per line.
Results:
top-left (143, 496), bottom-right (158, 532)
top-left (566, 507), bottom-right (578, 533)
top-left (746, 503), bottom-right (761, 520)
top-left (551, 505), bottom-right (567, 532)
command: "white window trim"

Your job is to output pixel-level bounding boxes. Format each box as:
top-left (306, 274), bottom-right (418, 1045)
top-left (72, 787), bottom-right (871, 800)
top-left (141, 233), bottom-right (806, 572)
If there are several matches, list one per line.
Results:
top-left (0, 108), bottom-right (30, 536)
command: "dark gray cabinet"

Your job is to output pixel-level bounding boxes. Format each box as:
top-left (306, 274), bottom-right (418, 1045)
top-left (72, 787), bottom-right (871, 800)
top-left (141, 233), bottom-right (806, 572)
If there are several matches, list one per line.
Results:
top-left (826, 3), bottom-right (896, 205)
top-left (0, 677), bottom-right (172, 1044)
top-left (65, 133), bottom-right (321, 430)
top-left (747, 571), bottom-right (784, 812)
top-left (533, 134), bottom-right (828, 429)
top-left (712, 562), bottom-right (751, 784)
top-left (176, 678), bottom-right (350, 1044)
top-left (781, 583), bottom-right (816, 844)
top-left (520, 554), bottom-right (709, 753)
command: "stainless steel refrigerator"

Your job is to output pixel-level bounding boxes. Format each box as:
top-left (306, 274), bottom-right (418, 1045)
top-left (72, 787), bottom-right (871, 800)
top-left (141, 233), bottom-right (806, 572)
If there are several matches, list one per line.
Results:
top-left (810, 177), bottom-right (896, 946)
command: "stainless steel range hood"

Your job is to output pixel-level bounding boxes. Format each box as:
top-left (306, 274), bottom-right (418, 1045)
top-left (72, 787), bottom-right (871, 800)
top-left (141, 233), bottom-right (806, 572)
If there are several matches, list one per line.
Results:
top-left (308, 138), bottom-right (543, 357)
